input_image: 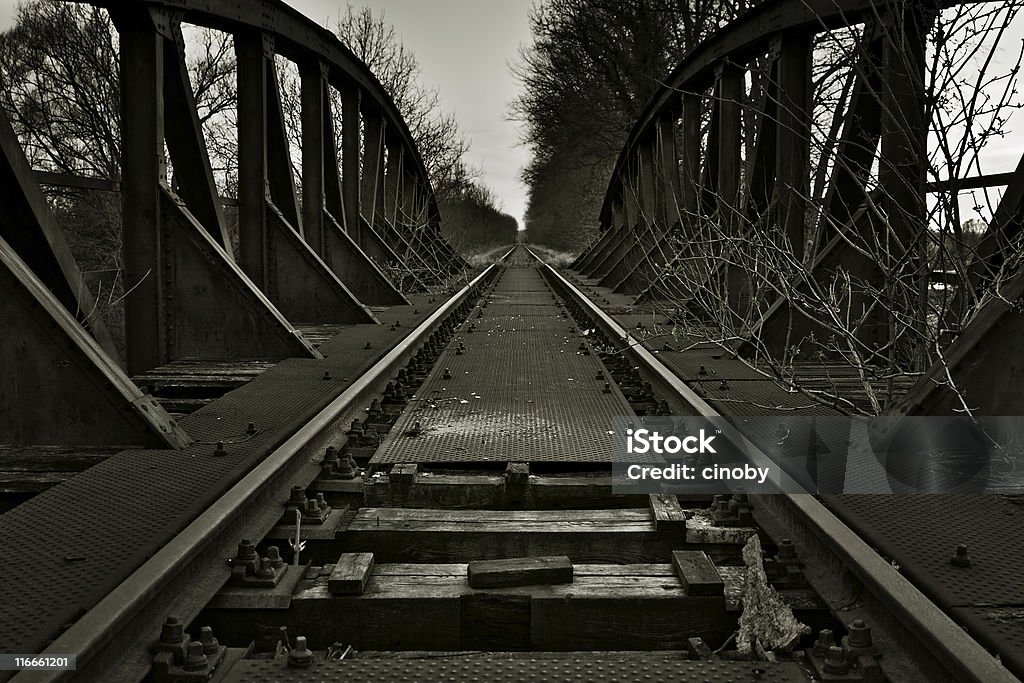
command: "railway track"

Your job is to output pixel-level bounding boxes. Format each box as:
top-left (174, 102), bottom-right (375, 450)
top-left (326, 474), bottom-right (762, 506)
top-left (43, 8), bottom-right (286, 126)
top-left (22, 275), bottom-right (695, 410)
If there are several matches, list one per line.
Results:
top-left (6, 246), bottom-right (1020, 682)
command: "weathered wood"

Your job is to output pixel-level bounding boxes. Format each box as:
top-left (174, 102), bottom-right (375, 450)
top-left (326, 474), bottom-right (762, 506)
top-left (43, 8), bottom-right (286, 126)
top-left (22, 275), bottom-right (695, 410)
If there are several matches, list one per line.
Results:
top-left (362, 472), bottom-right (656, 510)
top-left (199, 563), bottom-right (736, 650)
top-left (460, 593), bottom-right (531, 650)
top-left (389, 463), bottom-right (418, 486)
top-left (505, 462), bottom-right (530, 488)
top-left (328, 552), bottom-right (375, 595)
top-left (338, 507), bottom-right (750, 564)
top-left (672, 550), bottom-right (724, 596)
top-left (649, 494), bottom-right (688, 531)
top-left (467, 556), bottom-right (573, 588)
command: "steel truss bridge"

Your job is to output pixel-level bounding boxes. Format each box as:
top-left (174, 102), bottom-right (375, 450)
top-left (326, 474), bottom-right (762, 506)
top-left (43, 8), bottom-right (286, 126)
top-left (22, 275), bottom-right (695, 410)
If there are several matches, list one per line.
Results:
top-left (0, 1), bottom-right (1022, 682)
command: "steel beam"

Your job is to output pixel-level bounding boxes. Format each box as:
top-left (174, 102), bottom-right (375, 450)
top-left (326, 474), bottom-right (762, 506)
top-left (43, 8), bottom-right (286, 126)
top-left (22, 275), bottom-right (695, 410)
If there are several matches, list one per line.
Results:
top-left (163, 21), bottom-right (232, 251)
top-left (680, 93), bottom-right (701, 220)
top-left (117, 7), bottom-right (169, 375)
top-left (236, 30), bottom-right (375, 324)
top-left (117, 15), bottom-right (320, 370)
top-left (745, 60), bottom-right (777, 221)
top-left (322, 82), bottom-right (345, 227)
top-left (656, 110), bottom-right (681, 228)
top-left (300, 59), bottom-right (328, 255)
top-left (752, 29), bottom-right (885, 359)
top-left (301, 62), bottom-right (404, 305)
top-left (0, 109), bottom-right (120, 364)
top-left (384, 137), bottom-right (402, 228)
top-left (322, 212), bottom-right (408, 305)
top-left (715, 62), bottom-right (743, 229)
top-left (361, 107), bottom-right (386, 226)
top-left (774, 32), bottom-right (812, 260)
top-left (265, 55), bottom-right (303, 233)
top-left (159, 189), bottom-right (324, 357)
top-left (235, 30), bottom-right (272, 288)
top-left (340, 82), bottom-right (362, 245)
top-left (0, 237), bottom-right (190, 448)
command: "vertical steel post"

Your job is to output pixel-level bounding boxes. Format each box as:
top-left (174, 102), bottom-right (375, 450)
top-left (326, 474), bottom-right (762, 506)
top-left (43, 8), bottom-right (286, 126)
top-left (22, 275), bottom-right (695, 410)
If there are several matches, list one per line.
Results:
top-left (775, 32), bottom-right (812, 261)
top-left (119, 10), bottom-right (166, 374)
top-left (680, 92), bottom-right (701, 222)
top-left (716, 63), bottom-right (743, 229)
top-left (301, 60), bottom-right (328, 255)
top-left (340, 83), bottom-right (362, 245)
top-left (235, 31), bottom-right (270, 289)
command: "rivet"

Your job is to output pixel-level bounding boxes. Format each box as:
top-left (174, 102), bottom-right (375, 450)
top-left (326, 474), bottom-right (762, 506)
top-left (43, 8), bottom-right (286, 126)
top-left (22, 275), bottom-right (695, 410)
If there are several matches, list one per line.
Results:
top-left (951, 543), bottom-right (972, 568)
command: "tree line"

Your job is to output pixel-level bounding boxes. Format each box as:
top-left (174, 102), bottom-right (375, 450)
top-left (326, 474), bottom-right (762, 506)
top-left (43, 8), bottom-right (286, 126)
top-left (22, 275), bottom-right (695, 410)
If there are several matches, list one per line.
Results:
top-left (510, 0), bottom-right (731, 251)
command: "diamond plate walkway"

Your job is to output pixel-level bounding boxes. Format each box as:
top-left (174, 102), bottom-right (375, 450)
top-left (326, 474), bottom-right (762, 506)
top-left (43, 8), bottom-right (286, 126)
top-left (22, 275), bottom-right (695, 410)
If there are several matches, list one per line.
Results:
top-left (371, 261), bottom-right (636, 464)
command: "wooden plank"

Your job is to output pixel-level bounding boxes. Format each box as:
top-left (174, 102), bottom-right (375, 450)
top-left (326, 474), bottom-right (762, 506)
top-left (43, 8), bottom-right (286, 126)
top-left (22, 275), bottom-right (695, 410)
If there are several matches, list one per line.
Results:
top-left (339, 507), bottom-right (743, 564)
top-left (649, 494), bottom-right (688, 531)
top-left (672, 550), bottom-right (724, 596)
top-left (362, 472), bottom-right (656, 510)
top-left (468, 556), bottom-right (573, 588)
top-left (233, 563), bottom-right (739, 652)
top-left (461, 593), bottom-right (531, 650)
top-left (328, 553), bottom-right (375, 595)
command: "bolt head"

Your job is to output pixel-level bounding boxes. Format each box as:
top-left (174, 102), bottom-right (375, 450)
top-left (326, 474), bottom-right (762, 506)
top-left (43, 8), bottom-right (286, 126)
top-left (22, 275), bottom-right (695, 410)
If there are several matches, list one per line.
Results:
top-left (184, 641), bottom-right (208, 671)
top-left (160, 616), bottom-right (185, 643)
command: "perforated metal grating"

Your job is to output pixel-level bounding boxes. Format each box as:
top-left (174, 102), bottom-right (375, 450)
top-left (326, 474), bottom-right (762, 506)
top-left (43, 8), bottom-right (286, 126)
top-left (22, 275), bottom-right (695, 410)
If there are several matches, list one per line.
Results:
top-left (952, 606), bottom-right (1024, 679)
top-left (372, 266), bottom-right (637, 463)
top-left (222, 657), bottom-right (807, 682)
top-left (822, 494), bottom-right (1024, 679)
top-left (824, 495), bottom-right (1024, 606)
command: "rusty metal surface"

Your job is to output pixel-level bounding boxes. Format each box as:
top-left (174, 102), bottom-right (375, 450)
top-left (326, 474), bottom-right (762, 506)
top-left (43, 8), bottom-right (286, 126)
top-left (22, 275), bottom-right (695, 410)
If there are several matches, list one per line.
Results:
top-left (372, 266), bottom-right (637, 464)
top-left (221, 656), bottom-right (807, 682)
top-left (0, 300), bottom-right (440, 659)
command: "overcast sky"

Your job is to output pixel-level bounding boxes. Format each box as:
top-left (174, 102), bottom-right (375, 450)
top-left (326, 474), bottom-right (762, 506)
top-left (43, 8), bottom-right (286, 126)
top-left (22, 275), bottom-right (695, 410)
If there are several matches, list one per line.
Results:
top-left (287, 0), bottom-right (535, 229)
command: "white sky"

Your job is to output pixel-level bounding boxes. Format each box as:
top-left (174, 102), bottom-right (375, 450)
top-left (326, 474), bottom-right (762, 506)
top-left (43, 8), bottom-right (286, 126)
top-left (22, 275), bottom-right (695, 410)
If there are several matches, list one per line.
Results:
top-left (286, 0), bottom-right (535, 229)
top-left (0, 2), bottom-right (15, 31)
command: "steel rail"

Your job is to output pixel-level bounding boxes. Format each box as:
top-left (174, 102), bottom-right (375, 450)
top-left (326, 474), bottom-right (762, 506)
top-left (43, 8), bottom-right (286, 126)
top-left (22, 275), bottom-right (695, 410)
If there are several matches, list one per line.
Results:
top-left (529, 247), bottom-right (1018, 683)
top-left (15, 248), bottom-right (513, 683)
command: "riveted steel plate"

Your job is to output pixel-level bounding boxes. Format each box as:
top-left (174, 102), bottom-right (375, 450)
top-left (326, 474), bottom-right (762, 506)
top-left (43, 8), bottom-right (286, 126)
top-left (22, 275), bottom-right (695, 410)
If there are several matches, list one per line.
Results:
top-left (221, 657), bottom-right (806, 682)
top-left (0, 299), bottom-right (441, 656)
top-left (461, 315), bottom-right (584, 332)
top-left (482, 303), bottom-right (568, 318)
top-left (372, 267), bottom-right (636, 463)
top-left (491, 268), bottom-right (550, 292)
top-left (696, 380), bottom-right (839, 417)
top-left (824, 495), bottom-right (1024, 607)
top-left (655, 349), bottom-right (768, 381)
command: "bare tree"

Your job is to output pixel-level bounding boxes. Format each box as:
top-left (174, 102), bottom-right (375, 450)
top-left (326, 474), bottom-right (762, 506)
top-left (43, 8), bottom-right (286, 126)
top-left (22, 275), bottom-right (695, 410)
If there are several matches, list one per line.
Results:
top-left (647, 2), bottom-right (1024, 416)
top-left (511, 0), bottom-right (735, 250)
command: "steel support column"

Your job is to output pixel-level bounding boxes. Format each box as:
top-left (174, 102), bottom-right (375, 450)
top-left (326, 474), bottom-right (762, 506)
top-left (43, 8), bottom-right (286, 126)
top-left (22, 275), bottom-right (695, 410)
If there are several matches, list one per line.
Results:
top-left (775, 32), bottom-right (813, 261)
top-left (237, 31), bottom-right (376, 324)
top-left (340, 82), bottom-right (362, 245)
top-left (300, 59), bottom-right (328, 255)
top-left (302, 61), bottom-right (405, 305)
